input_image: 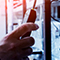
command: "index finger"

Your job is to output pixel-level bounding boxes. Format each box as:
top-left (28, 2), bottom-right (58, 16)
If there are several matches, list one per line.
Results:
top-left (15, 37), bottom-right (35, 49)
top-left (9, 22), bottom-right (39, 39)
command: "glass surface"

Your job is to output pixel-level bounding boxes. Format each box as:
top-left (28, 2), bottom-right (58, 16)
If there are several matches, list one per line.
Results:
top-left (51, 1), bottom-right (60, 60)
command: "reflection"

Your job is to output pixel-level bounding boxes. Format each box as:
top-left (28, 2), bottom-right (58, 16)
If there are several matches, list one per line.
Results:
top-left (51, 0), bottom-right (60, 60)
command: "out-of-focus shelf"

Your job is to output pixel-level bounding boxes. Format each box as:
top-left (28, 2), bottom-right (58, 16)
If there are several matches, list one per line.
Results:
top-left (51, 1), bottom-right (60, 6)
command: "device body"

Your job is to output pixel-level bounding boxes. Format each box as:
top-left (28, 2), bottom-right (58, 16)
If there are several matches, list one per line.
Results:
top-left (22, 9), bottom-right (36, 38)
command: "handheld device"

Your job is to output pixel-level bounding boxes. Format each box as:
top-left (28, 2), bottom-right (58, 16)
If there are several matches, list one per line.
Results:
top-left (22, 9), bottom-right (36, 38)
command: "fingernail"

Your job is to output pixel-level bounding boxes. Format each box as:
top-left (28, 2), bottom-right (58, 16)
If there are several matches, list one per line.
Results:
top-left (35, 24), bottom-right (39, 29)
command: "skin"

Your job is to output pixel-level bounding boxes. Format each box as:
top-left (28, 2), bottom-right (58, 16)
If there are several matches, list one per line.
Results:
top-left (0, 22), bottom-right (39, 60)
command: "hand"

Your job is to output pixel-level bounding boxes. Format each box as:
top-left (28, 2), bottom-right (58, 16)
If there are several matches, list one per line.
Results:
top-left (0, 22), bottom-right (39, 60)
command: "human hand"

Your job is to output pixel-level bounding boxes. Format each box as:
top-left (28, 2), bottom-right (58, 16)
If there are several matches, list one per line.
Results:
top-left (0, 22), bottom-right (39, 60)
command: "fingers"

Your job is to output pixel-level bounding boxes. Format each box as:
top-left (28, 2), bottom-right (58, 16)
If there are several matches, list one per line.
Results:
top-left (8, 47), bottom-right (32, 60)
top-left (0, 37), bottom-right (34, 60)
top-left (3, 37), bottom-right (35, 52)
top-left (12, 47), bottom-right (32, 59)
top-left (15, 37), bottom-right (35, 49)
top-left (9, 22), bottom-right (39, 38)
top-left (20, 47), bottom-right (33, 58)
top-left (6, 37), bottom-right (34, 51)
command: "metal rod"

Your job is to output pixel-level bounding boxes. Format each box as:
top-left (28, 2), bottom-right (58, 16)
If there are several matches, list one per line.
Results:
top-left (44, 0), bottom-right (51, 60)
top-left (32, 51), bottom-right (42, 54)
top-left (5, 0), bottom-right (8, 34)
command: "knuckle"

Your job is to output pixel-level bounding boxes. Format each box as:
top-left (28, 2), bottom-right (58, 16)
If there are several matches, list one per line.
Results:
top-left (29, 37), bottom-right (35, 45)
top-left (29, 48), bottom-right (33, 53)
top-left (23, 24), bottom-right (29, 31)
top-left (28, 48), bottom-right (33, 54)
top-left (3, 35), bottom-right (10, 41)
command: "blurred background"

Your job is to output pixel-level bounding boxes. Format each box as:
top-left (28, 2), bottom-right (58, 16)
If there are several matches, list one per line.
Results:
top-left (0, 0), bottom-right (60, 60)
